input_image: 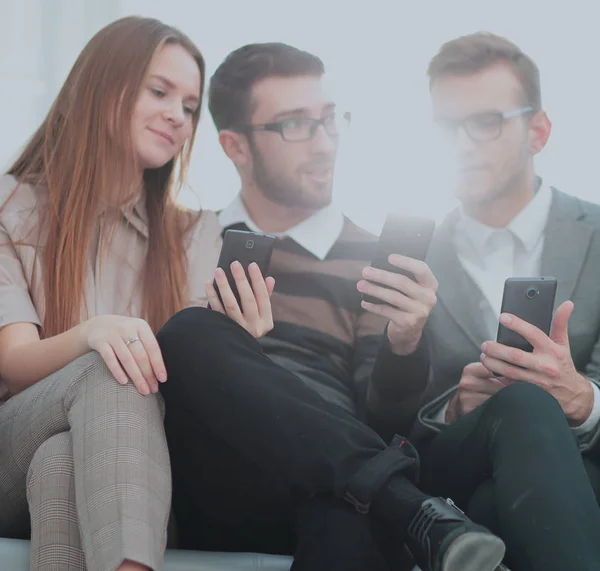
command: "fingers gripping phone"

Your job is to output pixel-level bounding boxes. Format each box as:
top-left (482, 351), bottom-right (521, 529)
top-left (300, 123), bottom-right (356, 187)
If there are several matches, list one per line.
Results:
top-left (212, 230), bottom-right (276, 307)
top-left (362, 214), bottom-right (436, 305)
top-left (496, 277), bottom-right (558, 352)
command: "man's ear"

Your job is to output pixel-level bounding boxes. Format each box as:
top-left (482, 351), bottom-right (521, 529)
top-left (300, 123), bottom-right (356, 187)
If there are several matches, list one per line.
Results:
top-left (529, 110), bottom-right (552, 155)
top-left (219, 130), bottom-right (251, 167)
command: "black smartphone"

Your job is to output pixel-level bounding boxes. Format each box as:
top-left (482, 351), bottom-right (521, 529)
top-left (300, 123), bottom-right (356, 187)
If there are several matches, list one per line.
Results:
top-left (363, 214), bottom-right (436, 305)
top-left (212, 229), bottom-right (276, 307)
top-left (496, 277), bottom-right (558, 352)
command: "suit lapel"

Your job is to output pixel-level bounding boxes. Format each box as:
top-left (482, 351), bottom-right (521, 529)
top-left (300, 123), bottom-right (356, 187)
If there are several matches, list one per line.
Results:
top-left (426, 211), bottom-right (491, 352)
top-left (540, 189), bottom-right (593, 306)
top-left (427, 188), bottom-right (592, 355)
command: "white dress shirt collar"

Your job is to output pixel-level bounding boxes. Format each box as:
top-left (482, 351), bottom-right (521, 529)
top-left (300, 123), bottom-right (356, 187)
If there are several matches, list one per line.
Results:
top-left (456, 180), bottom-right (553, 260)
top-left (218, 195), bottom-right (345, 261)
top-left (508, 182), bottom-right (553, 253)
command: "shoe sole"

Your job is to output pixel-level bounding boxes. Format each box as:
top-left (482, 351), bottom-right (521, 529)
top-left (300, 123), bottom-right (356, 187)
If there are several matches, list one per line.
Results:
top-left (442, 531), bottom-right (506, 571)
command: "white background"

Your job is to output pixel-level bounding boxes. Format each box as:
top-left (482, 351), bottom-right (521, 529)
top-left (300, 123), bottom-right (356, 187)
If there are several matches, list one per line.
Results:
top-left (1, 0), bottom-right (598, 233)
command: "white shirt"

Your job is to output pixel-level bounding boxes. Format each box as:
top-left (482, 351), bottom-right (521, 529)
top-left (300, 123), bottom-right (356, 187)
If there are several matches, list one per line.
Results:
top-left (218, 195), bottom-right (345, 261)
top-left (437, 182), bottom-right (600, 434)
top-left (455, 181), bottom-right (552, 336)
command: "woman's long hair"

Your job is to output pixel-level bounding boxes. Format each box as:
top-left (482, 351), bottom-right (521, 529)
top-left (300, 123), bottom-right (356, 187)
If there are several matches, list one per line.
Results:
top-left (7, 16), bottom-right (205, 336)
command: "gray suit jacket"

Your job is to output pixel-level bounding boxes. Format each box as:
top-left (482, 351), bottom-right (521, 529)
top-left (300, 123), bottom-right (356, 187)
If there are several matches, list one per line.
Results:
top-left (412, 187), bottom-right (600, 452)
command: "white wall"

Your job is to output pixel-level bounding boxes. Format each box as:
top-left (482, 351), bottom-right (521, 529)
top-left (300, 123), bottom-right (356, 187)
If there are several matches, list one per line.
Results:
top-left (0, 0), bottom-right (121, 173)
top-left (0, 0), bottom-right (43, 170)
top-left (2, 0), bottom-right (599, 233)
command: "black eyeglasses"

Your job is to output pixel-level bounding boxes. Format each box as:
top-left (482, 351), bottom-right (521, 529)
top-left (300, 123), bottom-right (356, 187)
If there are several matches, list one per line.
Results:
top-left (436, 106), bottom-right (535, 142)
top-left (235, 111), bottom-right (351, 142)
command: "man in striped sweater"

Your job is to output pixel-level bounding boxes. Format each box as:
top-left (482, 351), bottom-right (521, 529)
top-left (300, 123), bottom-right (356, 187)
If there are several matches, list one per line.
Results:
top-left (162, 42), bottom-right (506, 571)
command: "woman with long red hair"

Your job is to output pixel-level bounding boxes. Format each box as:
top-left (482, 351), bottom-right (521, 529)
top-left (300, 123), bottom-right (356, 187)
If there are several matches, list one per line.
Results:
top-left (0, 16), bottom-right (273, 571)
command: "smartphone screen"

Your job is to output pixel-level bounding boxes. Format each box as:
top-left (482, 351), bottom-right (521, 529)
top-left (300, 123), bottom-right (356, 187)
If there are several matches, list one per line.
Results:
top-left (363, 215), bottom-right (436, 305)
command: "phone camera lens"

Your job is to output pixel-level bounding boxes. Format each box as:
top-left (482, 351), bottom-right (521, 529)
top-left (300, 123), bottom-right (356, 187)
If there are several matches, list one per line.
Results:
top-left (526, 287), bottom-right (538, 299)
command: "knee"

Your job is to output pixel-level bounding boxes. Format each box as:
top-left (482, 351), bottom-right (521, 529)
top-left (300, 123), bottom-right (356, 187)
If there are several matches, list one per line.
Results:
top-left (492, 381), bottom-right (559, 410)
top-left (157, 306), bottom-right (252, 374)
top-left (161, 306), bottom-right (214, 334)
top-left (63, 352), bottom-right (165, 422)
top-left (487, 382), bottom-right (566, 426)
top-left (158, 306), bottom-right (247, 346)
top-left (58, 351), bottom-right (117, 404)
top-left (27, 433), bottom-right (74, 504)
top-left (63, 351), bottom-right (115, 391)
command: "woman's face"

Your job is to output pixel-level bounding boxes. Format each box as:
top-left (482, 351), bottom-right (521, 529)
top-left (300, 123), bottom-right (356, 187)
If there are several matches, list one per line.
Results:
top-left (131, 43), bottom-right (201, 170)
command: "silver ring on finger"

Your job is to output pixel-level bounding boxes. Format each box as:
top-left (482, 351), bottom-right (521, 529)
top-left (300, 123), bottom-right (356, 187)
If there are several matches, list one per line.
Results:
top-left (124, 336), bottom-right (140, 347)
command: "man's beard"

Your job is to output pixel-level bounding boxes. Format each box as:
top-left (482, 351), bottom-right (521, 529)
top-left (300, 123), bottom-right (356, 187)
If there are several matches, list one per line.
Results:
top-left (250, 145), bottom-right (334, 210)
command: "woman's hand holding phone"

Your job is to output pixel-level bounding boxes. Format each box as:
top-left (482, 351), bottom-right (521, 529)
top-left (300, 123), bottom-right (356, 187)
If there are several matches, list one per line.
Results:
top-left (480, 300), bottom-right (593, 425)
top-left (206, 261), bottom-right (275, 339)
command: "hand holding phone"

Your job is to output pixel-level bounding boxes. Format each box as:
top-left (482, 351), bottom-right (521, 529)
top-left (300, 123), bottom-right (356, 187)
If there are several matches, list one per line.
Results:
top-left (362, 215), bottom-right (436, 305)
top-left (481, 283), bottom-right (593, 424)
top-left (212, 229), bottom-right (275, 307)
top-left (358, 214), bottom-right (438, 356)
top-left (487, 277), bottom-right (556, 377)
top-left (206, 229), bottom-right (276, 339)
top-left (496, 277), bottom-right (557, 352)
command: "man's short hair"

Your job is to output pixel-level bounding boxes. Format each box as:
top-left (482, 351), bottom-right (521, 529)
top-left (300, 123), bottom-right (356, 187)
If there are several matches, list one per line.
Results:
top-left (208, 42), bottom-right (325, 132)
top-left (428, 32), bottom-right (542, 111)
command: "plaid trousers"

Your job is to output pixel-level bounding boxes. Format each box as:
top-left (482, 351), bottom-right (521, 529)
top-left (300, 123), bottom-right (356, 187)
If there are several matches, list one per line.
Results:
top-left (0, 352), bottom-right (171, 571)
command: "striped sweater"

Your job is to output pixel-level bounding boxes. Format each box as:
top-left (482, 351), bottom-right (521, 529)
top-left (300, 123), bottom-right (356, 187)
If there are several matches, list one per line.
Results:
top-left (227, 219), bottom-right (428, 430)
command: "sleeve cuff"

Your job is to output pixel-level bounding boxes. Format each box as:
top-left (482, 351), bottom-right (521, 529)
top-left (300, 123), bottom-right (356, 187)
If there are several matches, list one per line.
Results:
top-left (0, 289), bottom-right (41, 329)
top-left (572, 380), bottom-right (600, 436)
top-left (433, 400), bottom-right (450, 424)
top-left (370, 330), bottom-right (429, 396)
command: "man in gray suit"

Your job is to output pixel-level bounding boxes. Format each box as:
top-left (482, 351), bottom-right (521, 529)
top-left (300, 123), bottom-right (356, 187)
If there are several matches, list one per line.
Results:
top-left (368, 32), bottom-right (600, 570)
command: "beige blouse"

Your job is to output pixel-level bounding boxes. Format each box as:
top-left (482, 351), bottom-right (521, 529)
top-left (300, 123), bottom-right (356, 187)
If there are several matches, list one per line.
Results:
top-left (0, 174), bottom-right (222, 400)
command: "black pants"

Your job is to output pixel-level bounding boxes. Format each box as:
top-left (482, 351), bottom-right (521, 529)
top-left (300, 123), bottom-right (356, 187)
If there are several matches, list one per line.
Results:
top-left (420, 382), bottom-right (600, 571)
top-left (164, 403), bottom-right (404, 570)
top-left (158, 308), bottom-right (418, 571)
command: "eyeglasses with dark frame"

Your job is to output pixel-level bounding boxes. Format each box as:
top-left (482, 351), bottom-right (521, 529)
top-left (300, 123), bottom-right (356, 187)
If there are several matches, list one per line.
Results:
top-left (234, 111), bottom-right (351, 143)
top-left (436, 106), bottom-right (535, 142)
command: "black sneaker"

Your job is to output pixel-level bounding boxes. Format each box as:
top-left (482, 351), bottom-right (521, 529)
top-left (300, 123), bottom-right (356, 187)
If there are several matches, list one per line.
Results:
top-left (406, 497), bottom-right (506, 571)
